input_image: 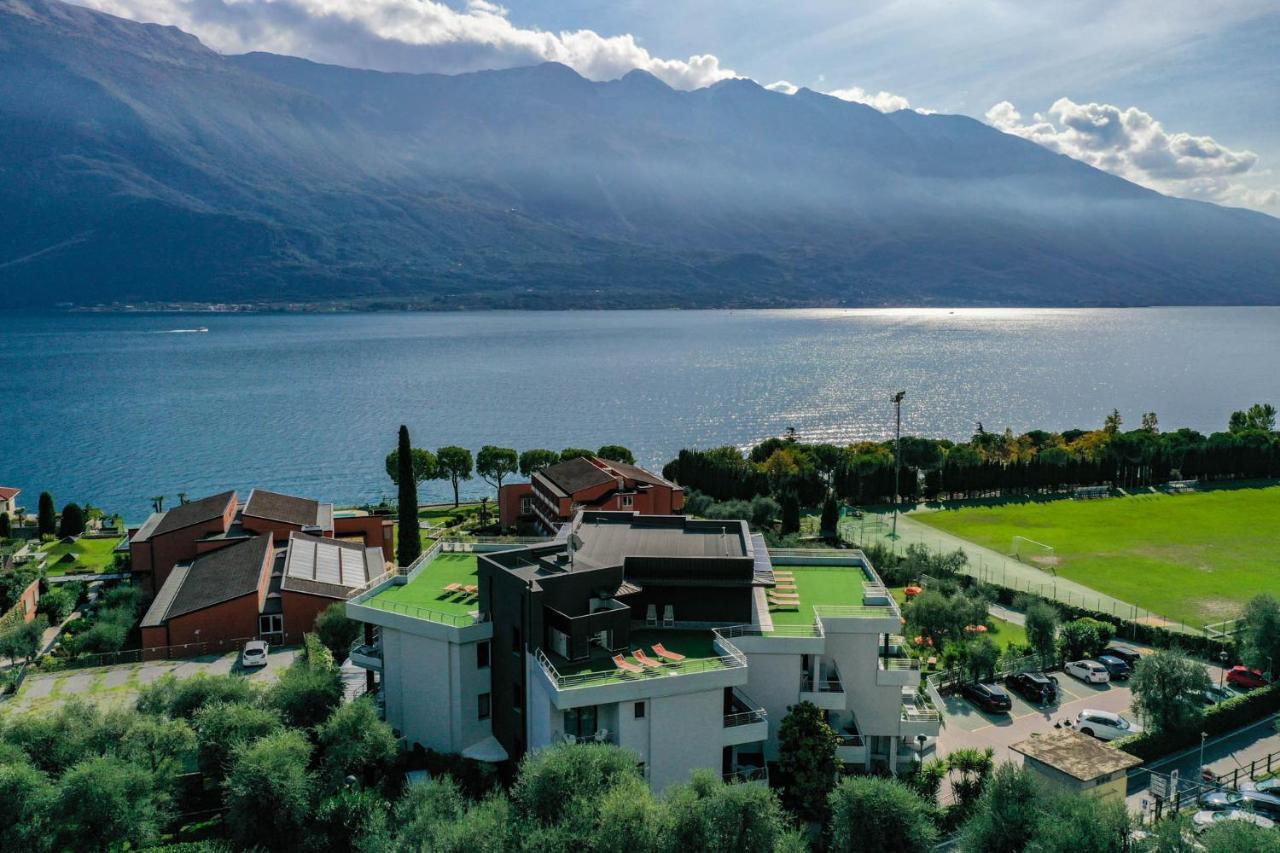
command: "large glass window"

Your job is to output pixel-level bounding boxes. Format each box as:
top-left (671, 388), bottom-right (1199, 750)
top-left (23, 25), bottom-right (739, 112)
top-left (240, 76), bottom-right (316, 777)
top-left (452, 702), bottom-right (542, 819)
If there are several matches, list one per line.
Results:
top-left (564, 706), bottom-right (597, 739)
top-left (259, 614), bottom-right (283, 635)
top-left (476, 641), bottom-right (490, 669)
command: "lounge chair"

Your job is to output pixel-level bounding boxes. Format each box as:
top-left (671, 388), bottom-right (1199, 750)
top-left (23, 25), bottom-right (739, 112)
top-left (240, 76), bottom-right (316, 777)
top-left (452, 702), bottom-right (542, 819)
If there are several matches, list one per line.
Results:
top-left (773, 583), bottom-right (798, 591)
top-left (443, 583), bottom-right (462, 594)
top-left (613, 654), bottom-right (644, 674)
top-left (652, 643), bottom-right (685, 662)
top-left (463, 584), bottom-right (478, 594)
top-left (768, 592), bottom-right (800, 601)
top-left (773, 571), bottom-right (795, 578)
top-left (645, 604), bottom-right (658, 627)
top-left (662, 605), bottom-right (675, 628)
top-left (633, 649), bottom-right (663, 669)
top-left (769, 600), bottom-right (800, 611)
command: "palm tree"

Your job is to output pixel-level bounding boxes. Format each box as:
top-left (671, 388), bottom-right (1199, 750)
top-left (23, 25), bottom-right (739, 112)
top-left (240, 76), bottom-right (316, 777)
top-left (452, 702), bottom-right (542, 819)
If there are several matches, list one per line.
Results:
top-left (177, 492), bottom-right (189, 505)
top-left (150, 496), bottom-right (165, 513)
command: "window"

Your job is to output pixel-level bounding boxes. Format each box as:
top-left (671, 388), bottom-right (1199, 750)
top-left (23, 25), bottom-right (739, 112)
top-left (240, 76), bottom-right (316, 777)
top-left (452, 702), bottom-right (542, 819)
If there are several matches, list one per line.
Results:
top-left (621, 494), bottom-right (634, 508)
top-left (520, 496), bottom-right (532, 515)
top-left (564, 706), bottom-right (597, 739)
top-left (259, 614), bottom-right (283, 635)
top-left (634, 701), bottom-right (646, 719)
top-left (476, 641), bottom-right (490, 669)
top-left (478, 693), bottom-right (491, 720)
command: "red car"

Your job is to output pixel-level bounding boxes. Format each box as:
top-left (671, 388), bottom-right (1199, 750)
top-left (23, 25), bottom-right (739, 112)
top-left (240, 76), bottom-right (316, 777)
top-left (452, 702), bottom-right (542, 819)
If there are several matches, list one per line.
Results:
top-left (1225, 666), bottom-right (1269, 691)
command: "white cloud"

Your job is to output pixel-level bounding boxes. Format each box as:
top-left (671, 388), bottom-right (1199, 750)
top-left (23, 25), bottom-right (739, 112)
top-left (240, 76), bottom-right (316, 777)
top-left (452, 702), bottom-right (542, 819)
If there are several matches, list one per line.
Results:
top-left (828, 85), bottom-right (911, 113)
top-left (986, 98), bottom-right (1276, 209)
top-left (73, 0), bottom-right (739, 90)
top-left (765, 80), bottom-right (799, 95)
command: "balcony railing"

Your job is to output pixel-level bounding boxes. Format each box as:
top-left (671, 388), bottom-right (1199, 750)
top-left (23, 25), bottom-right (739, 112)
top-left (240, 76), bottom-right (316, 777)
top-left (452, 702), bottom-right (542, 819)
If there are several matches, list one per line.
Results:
top-left (714, 623), bottom-right (824, 641)
top-left (534, 646), bottom-right (744, 691)
top-left (363, 598), bottom-right (486, 627)
top-left (723, 766), bottom-right (769, 784)
top-left (879, 657), bottom-right (921, 671)
top-left (813, 604), bottom-right (897, 620)
top-left (835, 732), bottom-right (865, 747)
top-left (800, 671), bottom-right (845, 693)
top-left (724, 707), bottom-right (767, 727)
top-left (901, 706), bottom-right (941, 723)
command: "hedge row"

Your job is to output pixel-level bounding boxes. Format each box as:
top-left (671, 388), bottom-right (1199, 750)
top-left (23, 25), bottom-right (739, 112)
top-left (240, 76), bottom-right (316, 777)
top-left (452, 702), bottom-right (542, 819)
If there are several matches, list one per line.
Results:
top-left (1112, 683), bottom-right (1280, 762)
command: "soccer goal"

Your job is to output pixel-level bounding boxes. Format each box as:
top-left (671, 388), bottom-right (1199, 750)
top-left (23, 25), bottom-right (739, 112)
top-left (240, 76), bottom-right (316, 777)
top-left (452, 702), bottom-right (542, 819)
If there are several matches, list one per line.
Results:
top-left (1011, 535), bottom-right (1058, 573)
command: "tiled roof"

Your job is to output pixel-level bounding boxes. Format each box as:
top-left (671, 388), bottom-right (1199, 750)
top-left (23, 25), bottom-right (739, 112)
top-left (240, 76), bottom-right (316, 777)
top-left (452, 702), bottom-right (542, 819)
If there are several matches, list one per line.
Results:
top-left (141, 535), bottom-right (271, 626)
top-left (0, 487), bottom-right (20, 501)
top-left (243, 489), bottom-right (325, 528)
top-left (148, 491), bottom-right (236, 538)
top-left (538, 457), bottom-right (615, 496)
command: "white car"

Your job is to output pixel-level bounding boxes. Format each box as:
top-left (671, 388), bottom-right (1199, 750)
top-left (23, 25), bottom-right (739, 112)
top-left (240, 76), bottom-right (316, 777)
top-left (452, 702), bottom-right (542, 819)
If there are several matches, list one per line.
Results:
top-left (1065, 659), bottom-right (1111, 684)
top-left (1076, 709), bottom-right (1142, 741)
top-left (1192, 809), bottom-right (1275, 832)
top-left (241, 640), bottom-right (269, 668)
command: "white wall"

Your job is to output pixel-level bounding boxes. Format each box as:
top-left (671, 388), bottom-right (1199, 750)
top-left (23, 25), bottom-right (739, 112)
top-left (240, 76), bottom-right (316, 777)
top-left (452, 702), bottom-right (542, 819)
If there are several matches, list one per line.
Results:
top-left (742, 650), bottom-right (802, 761)
top-left (382, 628), bottom-right (492, 753)
top-left (826, 632), bottom-right (902, 738)
top-left (645, 689), bottom-right (724, 791)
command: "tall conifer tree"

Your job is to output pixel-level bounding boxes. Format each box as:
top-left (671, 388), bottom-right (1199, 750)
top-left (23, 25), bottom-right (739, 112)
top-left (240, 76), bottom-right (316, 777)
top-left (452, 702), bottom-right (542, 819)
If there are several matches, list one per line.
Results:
top-left (396, 426), bottom-right (421, 567)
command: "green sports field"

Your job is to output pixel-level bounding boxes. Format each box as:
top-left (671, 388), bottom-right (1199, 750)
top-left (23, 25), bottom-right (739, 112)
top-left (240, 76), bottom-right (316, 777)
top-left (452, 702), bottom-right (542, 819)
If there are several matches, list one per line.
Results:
top-left (913, 485), bottom-right (1280, 628)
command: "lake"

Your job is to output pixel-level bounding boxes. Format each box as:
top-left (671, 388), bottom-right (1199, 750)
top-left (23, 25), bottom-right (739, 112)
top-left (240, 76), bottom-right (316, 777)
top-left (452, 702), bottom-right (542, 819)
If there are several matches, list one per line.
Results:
top-left (2, 308), bottom-right (1278, 521)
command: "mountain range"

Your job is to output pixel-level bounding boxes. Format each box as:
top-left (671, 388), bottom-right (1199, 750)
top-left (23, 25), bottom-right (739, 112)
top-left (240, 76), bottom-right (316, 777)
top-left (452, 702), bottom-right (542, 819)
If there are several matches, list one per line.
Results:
top-left (3, 0), bottom-right (1279, 309)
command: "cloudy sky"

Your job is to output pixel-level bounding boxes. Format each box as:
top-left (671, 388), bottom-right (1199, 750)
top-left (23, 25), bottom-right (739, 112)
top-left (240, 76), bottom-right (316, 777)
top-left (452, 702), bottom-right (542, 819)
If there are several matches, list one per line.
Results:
top-left (76, 0), bottom-right (1280, 213)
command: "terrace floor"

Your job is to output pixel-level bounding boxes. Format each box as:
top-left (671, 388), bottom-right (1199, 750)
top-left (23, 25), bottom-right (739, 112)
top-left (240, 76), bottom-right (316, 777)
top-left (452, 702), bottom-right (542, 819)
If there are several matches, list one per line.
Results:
top-left (366, 553), bottom-right (479, 620)
top-left (767, 566), bottom-right (873, 627)
top-left (547, 629), bottom-right (732, 686)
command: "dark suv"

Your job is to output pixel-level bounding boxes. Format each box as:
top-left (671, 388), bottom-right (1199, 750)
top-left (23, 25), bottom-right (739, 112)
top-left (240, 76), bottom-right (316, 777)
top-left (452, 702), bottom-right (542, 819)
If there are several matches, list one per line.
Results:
top-left (961, 682), bottom-right (1013, 713)
top-left (1096, 655), bottom-right (1132, 680)
top-left (1005, 671), bottom-right (1059, 704)
top-left (1101, 646), bottom-right (1142, 666)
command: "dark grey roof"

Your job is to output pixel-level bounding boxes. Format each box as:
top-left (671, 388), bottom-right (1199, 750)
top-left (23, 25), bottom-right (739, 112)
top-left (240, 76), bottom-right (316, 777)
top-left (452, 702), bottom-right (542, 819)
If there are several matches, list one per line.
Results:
top-left (141, 535), bottom-right (271, 626)
top-left (538, 457), bottom-right (616, 496)
top-left (570, 512), bottom-right (748, 570)
top-left (243, 489), bottom-right (323, 528)
top-left (146, 491), bottom-right (236, 539)
top-left (603, 460), bottom-right (673, 488)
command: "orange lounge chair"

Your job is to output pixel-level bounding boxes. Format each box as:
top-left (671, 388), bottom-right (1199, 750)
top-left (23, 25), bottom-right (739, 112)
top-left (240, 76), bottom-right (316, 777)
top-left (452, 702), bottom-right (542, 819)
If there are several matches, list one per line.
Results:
top-left (652, 643), bottom-right (685, 662)
top-left (463, 584), bottom-right (478, 594)
top-left (443, 583), bottom-right (462, 594)
top-left (633, 649), bottom-right (663, 668)
top-left (613, 654), bottom-right (644, 674)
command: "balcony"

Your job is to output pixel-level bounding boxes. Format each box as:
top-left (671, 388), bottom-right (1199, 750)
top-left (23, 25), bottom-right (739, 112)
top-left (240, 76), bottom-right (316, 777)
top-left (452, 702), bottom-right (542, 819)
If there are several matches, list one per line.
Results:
top-left (900, 692), bottom-right (941, 738)
top-left (799, 668), bottom-right (847, 710)
top-left (723, 765), bottom-right (769, 785)
top-left (723, 689), bottom-right (769, 746)
top-left (876, 656), bottom-right (921, 687)
top-left (349, 642), bottom-right (383, 672)
top-left (835, 732), bottom-right (868, 766)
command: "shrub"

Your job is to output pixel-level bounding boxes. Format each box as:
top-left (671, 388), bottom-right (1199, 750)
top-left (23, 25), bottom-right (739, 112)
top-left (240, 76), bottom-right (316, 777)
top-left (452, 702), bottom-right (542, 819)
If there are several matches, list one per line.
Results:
top-left (38, 587), bottom-right (75, 623)
top-left (1116, 683), bottom-right (1280, 761)
top-left (137, 673), bottom-right (258, 719)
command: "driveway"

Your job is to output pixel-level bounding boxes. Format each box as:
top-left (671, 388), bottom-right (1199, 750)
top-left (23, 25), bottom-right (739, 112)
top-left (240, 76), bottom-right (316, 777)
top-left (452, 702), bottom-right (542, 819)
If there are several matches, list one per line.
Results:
top-left (2, 646), bottom-right (300, 715)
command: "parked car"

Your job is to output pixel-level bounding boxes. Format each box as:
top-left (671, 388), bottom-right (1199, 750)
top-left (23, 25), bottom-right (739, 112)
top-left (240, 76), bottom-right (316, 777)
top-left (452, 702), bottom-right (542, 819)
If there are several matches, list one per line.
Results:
top-left (1064, 660), bottom-right (1111, 684)
top-left (1075, 709), bottom-right (1142, 741)
top-left (1241, 777), bottom-right (1280, 795)
top-left (1101, 646), bottom-right (1142, 666)
top-left (1199, 789), bottom-right (1280, 819)
top-left (961, 682), bottom-right (1013, 713)
top-left (1096, 655), bottom-right (1132, 680)
top-left (1194, 684), bottom-right (1236, 706)
top-left (241, 640), bottom-right (269, 668)
top-left (1226, 666), bottom-right (1270, 691)
top-left (1192, 809), bottom-right (1275, 832)
top-left (1006, 671), bottom-right (1059, 703)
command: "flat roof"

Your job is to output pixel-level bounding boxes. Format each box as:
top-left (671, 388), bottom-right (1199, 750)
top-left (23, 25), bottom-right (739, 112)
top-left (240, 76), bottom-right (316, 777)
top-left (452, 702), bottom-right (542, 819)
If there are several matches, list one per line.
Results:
top-left (1011, 729), bottom-right (1142, 781)
top-left (569, 512), bottom-right (749, 570)
top-left (365, 553), bottom-right (480, 623)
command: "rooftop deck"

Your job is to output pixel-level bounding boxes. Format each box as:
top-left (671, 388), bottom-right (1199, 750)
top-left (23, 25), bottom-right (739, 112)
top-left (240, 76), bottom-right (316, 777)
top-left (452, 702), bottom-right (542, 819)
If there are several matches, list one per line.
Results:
top-left (538, 629), bottom-right (739, 689)
top-left (767, 565), bottom-right (884, 627)
top-left (363, 553), bottom-right (480, 625)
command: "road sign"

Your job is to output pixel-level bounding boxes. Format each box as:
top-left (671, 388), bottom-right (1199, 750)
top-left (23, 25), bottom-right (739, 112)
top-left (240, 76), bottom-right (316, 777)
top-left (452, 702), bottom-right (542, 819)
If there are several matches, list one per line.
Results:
top-left (1150, 774), bottom-right (1169, 799)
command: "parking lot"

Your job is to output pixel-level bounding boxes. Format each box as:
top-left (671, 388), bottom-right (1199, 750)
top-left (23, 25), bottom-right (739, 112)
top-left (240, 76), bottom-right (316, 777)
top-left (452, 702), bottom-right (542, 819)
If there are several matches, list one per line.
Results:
top-left (937, 670), bottom-right (1137, 762)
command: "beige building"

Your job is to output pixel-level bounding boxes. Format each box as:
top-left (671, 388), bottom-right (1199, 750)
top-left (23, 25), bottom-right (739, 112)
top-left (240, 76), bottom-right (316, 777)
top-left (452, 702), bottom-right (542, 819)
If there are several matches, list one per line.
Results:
top-left (1011, 729), bottom-right (1142, 803)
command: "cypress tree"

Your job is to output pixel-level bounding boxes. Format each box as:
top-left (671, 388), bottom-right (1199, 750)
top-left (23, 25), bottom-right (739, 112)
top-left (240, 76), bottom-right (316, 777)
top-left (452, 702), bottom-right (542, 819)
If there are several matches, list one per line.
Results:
top-left (0, 512), bottom-right (10, 539)
top-left (819, 494), bottom-right (839, 540)
top-left (396, 425), bottom-right (421, 567)
top-left (57, 503), bottom-right (85, 538)
top-left (37, 492), bottom-right (56, 537)
top-left (780, 492), bottom-right (801, 535)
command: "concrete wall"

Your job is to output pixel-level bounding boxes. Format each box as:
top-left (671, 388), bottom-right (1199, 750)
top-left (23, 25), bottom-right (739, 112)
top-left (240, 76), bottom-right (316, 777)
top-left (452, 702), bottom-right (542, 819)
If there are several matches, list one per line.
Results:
top-left (381, 627), bottom-right (492, 753)
top-left (333, 516), bottom-right (395, 562)
top-left (645, 689), bottom-right (724, 790)
top-left (742, 650), bottom-right (803, 761)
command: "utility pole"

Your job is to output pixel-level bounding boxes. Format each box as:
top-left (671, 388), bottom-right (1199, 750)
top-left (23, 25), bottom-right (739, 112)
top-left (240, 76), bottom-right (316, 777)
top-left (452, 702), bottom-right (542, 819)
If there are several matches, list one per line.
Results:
top-left (892, 391), bottom-right (905, 539)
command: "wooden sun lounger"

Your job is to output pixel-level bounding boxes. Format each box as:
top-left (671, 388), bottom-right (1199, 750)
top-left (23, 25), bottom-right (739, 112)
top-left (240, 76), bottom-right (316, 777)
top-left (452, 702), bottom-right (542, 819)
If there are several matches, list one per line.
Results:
top-left (463, 585), bottom-right (478, 594)
top-left (652, 643), bottom-right (685, 662)
top-left (768, 592), bottom-right (800, 601)
top-left (773, 583), bottom-right (798, 590)
top-left (613, 654), bottom-right (644, 674)
top-left (772, 571), bottom-right (795, 578)
top-left (443, 583), bottom-right (462, 593)
top-left (769, 601), bottom-right (800, 611)
top-left (633, 649), bottom-right (663, 668)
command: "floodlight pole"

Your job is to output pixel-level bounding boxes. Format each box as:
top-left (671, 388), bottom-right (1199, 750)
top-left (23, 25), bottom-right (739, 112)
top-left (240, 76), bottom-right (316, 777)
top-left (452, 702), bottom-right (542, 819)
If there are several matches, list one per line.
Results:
top-left (892, 391), bottom-right (906, 540)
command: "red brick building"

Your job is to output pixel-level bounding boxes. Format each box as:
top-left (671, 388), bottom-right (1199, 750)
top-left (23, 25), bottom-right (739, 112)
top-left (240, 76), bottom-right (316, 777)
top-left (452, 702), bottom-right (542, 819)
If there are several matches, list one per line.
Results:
top-left (131, 489), bottom-right (393, 658)
top-left (499, 457), bottom-right (683, 530)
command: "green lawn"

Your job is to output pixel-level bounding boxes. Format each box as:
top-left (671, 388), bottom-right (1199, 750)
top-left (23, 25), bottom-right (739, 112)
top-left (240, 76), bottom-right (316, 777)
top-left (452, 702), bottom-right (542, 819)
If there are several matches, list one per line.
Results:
top-left (550, 629), bottom-right (730, 686)
top-left (768, 567), bottom-right (873, 627)
top-left (418, 503), bottom-right (483, 527)
top-left (41, 537), bottom-right (121, 576)
top-left (367, 553), bottom-right (479, 620)
top-left (913, 485), bottom-right (1280, 627)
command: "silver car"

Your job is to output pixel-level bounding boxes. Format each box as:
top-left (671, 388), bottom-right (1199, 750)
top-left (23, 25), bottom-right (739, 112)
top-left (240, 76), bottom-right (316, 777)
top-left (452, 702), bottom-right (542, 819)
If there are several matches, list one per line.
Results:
top-left (1192, 809), bottom-right (1275, 832)
top-left (241, 640), bottom-right (269, 668)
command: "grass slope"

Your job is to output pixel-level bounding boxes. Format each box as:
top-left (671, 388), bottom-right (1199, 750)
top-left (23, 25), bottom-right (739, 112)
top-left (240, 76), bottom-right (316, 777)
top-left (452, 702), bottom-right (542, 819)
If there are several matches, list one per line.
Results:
top-left (914, 486), bottom-right (1280, 627)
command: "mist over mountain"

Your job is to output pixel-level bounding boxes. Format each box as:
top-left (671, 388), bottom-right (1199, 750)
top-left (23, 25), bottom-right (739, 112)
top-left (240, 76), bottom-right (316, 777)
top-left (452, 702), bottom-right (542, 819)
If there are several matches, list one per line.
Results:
top-left (2, 0), bottom-right (1279, 309)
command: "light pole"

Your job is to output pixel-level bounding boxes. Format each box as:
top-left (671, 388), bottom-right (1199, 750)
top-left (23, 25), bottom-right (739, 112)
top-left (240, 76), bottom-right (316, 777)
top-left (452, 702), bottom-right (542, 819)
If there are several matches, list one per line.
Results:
top-left (915, 733), bottom-right (928, 765)
top-left (891, 391), bottom-right (905, 540)
top-left (1199, 731), bottom-right (1208, 779)
top-left (1219, 650), bottom-right (1229, 689)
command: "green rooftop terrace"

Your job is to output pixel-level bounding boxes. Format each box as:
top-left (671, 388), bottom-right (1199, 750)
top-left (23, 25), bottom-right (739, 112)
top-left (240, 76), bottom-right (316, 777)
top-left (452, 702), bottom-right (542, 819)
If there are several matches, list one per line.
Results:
top-left (767, 565), bottom-right (888, 627)
top-left (365, 553), bottom-right (481, 625)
